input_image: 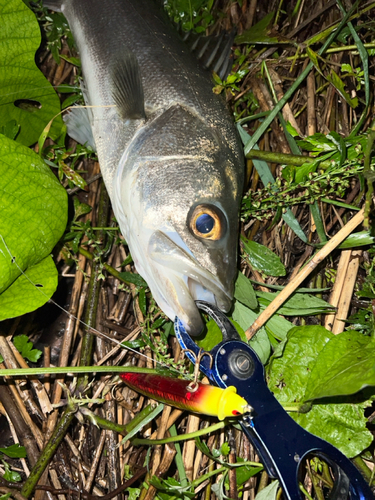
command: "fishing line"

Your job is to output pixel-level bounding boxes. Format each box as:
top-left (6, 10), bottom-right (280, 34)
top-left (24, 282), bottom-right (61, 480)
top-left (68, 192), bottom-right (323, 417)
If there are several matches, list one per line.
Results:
top-left (0, 234), bottom-right (190, 378)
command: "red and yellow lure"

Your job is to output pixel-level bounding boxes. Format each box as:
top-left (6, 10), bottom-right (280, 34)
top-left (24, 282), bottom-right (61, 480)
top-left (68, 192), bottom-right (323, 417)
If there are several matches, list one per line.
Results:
top-left (120, 372), bottom-right (250, 421)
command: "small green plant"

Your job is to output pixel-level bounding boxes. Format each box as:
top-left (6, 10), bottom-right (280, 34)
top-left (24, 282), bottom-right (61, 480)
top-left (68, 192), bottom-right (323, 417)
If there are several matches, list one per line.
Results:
top-left (164, 0), bottom-right (214, 33)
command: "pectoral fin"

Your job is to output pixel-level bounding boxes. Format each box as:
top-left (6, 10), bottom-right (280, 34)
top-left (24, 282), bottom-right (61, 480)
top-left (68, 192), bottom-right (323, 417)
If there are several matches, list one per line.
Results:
top-left (110, 52), bottom-right (146, 120)
top-left (64, 107), bottom-right (96, 151)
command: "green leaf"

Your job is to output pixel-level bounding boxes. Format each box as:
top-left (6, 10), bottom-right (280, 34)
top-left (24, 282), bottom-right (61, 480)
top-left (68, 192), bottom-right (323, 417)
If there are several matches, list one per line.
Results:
top-left (327, 131), bottom-right (346, 166)
top-left (13, 334), bottom-right (42, 363)
top-left (138, 287), bottom-right (147, 316)
top-left (327, 70), bottom-right (358, 109)
top-left (231, 302), bottom-right (271, 363)
top-left (0, 444), bottom-right (26, 459)
top-left (220, 442), bottom-right (230, 456)
top-left (0, 135), bottom-right (67, 319)
top-left (0, 120), bottom-right (19, 140)
top-left (267, 326), bottom-right (372, 457)
top-left (305, 331), bottom-right (375, 401)
top-left (256, 291), bottom-right (334, 315)
top-left (121, 339), bottom-right (146, 349)
top-left (254, 481), bottom-right (279, 500)
top-left (234, 272), bottom-right (257, 309)
top-left (196, 318), bottom-right (247, 351)
top-left (118, 271), bottom-right (148, 287)
top-left (249, 327), bottom-right (271, 364)
top-left (0, 492), bottom-right (12, 500)
top-left (125, 488), bottom-right (141, 500)
top-left (241, 237), bottom-right (286, 276)
top-left (0, 255), bottom-right (58, 321)
top-left (310, 201), bottom-right (327, 243)
top-left (0, 0), bottom-right (63, 145)
top-left (235, 12), bottom-right (290, 45)
top-left (2, 461), bottom-right (21, 482)
top-left (233, 460), bottom-right (263, 486)
top-left (264, 313), bottom-right (293, 341)
top-left (337, 230), bottom-right (375, 249)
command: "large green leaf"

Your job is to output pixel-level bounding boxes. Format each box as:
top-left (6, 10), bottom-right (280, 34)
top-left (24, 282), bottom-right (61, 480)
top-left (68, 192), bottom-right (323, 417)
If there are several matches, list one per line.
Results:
top-left (232, 301), bottom-right (271, 363)
top-left (234, 272), bottom-right (257, 309)
top-left (241, 237), bottom-right (286, 276)
top-left (256, 291), bottom-right (335, 315)
top-left (0, 256), bottom-right (58, 320)
top-left (0, 134), bottom-right (67, 318)
top-left (0, 0), bottom-right (63, 145)
top-left (305, 331), bottom-right (375, 401)
top-left (267, 326), bottom-right (372, 457)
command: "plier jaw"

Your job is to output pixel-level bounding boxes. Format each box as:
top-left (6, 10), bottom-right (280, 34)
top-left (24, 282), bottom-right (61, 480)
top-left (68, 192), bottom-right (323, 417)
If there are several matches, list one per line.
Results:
top-left (175, 301), bottom-right (374, 500)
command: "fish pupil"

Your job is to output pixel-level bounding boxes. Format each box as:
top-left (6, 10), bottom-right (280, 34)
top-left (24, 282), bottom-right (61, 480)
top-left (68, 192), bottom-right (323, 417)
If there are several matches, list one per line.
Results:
top-left (196, 213), bottom-right (215, 234)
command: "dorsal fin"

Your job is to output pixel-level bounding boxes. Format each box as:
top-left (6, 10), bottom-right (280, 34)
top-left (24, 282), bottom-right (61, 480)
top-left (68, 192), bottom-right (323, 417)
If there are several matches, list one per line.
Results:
top-left (110, 52), bottom-right (146, 120)
top-left (181, 29), bottom-right (236, 81)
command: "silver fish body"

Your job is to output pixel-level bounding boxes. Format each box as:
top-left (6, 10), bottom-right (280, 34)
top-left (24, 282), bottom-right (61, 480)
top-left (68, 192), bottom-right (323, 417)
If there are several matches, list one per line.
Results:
top-left (47, 0), bottom-right (244, 334)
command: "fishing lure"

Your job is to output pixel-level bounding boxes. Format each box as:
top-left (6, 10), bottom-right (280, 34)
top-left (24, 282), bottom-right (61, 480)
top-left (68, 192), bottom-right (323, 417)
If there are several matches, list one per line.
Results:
top-left (120, 372), bottom-right (250, 421)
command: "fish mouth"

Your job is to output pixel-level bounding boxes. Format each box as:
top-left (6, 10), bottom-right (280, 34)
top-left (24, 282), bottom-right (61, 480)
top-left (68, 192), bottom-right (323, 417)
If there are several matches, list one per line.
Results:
top-left (148, 230), bottom-right (232, 336)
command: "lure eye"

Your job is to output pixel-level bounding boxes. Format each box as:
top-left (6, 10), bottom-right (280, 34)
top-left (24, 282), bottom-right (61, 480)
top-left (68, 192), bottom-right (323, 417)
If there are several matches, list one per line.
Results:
top-left (188, 204), bottom-right (225, 240)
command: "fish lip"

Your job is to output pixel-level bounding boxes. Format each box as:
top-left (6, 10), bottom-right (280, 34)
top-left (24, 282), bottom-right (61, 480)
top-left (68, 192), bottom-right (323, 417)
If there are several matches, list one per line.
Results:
top-left (148, 230), bottom-right (232, 335)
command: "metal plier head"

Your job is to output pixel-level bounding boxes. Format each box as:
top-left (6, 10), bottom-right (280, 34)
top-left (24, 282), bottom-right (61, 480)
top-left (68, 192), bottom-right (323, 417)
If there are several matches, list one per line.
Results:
top-left (175, 301), bottom-right (374, 500)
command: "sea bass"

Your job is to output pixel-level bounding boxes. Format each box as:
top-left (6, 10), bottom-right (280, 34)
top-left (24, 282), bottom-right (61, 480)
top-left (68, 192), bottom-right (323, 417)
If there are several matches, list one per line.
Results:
top-left (44, 0), bottom-right (244, 335)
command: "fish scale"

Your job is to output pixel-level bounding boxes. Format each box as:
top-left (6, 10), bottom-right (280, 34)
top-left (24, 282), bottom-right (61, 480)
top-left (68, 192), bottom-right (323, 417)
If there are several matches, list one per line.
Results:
top-left (45, 0), bottom-right (244, 335)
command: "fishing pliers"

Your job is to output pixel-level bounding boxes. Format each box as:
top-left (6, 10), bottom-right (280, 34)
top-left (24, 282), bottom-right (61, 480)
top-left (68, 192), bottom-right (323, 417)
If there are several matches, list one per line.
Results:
top-left (174, 300), bottom-right (374, 500)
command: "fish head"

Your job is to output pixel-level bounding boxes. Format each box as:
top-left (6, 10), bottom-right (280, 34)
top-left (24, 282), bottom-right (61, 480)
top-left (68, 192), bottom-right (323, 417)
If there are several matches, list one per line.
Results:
top-left (113, 104), bottom-right (244, 335)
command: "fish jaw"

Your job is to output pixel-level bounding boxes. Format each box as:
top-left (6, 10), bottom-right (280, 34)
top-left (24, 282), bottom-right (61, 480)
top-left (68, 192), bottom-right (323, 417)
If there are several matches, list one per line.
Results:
top-left (147, 230), bottom-right (233, 335)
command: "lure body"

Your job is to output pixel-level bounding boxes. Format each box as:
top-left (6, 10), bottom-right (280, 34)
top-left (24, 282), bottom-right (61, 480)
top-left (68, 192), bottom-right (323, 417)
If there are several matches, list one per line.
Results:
top-left (120, 372), bottom-right (249, 421)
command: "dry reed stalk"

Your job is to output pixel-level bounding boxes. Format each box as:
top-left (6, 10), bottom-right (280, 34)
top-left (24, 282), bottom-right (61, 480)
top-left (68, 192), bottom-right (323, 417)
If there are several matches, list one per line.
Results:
top-left (151, 405), bottom-right (172, 475)
top-left (307, 71), bottom-right (316, 136)
top-left (270, 69), bottom-right (304, 137)
top-left (85, 430), bottom-right (106, 492)
top-left (332, 250), bottom-right (362, 334)
top-left (182, 414), bottom-right (201, 482)
top-left (6, 335), bottom-right (53, 415)
top-left (324, 249), bottom-right (352, 330)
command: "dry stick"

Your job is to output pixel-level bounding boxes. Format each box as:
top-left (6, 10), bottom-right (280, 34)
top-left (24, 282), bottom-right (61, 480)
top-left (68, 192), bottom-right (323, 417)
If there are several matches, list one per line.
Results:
top-left (244, 0), bottom-right (257, 29)
top-left (245, 208), bottom-right (365, 339)
top-left (270, 69), bottom-right (304, 137)
top-left (0, 401), bottom-right (30, 476)
top-left (0, 337), bottom-right (44, 422)
top-left (0, 384), bottom-right (41, 469)
top-left (324, 250), bottom-right (352, 330)
top-left (6, 335), bottom-right (53, 415)
top-left (143, 444), bottom-right (176, 500)
top-left (84, 430), bottom-right (106, 493)
top-left (332, 250), bottom-right (362, 334)
top-left (307, 71), bottom-right (316, 136)
top-left (182, 414), bottom-right (201, 482)
top-left (151, 405), bottom-right (172, 476)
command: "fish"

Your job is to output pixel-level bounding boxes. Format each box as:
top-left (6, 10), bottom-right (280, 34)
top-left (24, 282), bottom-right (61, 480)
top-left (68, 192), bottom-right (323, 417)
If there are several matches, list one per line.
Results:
top-left (44, 0), bottom-right (244, 335)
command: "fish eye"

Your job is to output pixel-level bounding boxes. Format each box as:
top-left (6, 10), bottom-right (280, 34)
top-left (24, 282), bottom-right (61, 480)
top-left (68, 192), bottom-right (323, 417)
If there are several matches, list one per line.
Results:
top-left (188, 204), bottom-right (226, 240)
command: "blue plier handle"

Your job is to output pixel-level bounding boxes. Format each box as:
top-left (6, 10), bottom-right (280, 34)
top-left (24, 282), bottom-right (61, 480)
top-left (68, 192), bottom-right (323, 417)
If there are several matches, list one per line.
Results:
top-left (174, 301), bottom-right (374, 500)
